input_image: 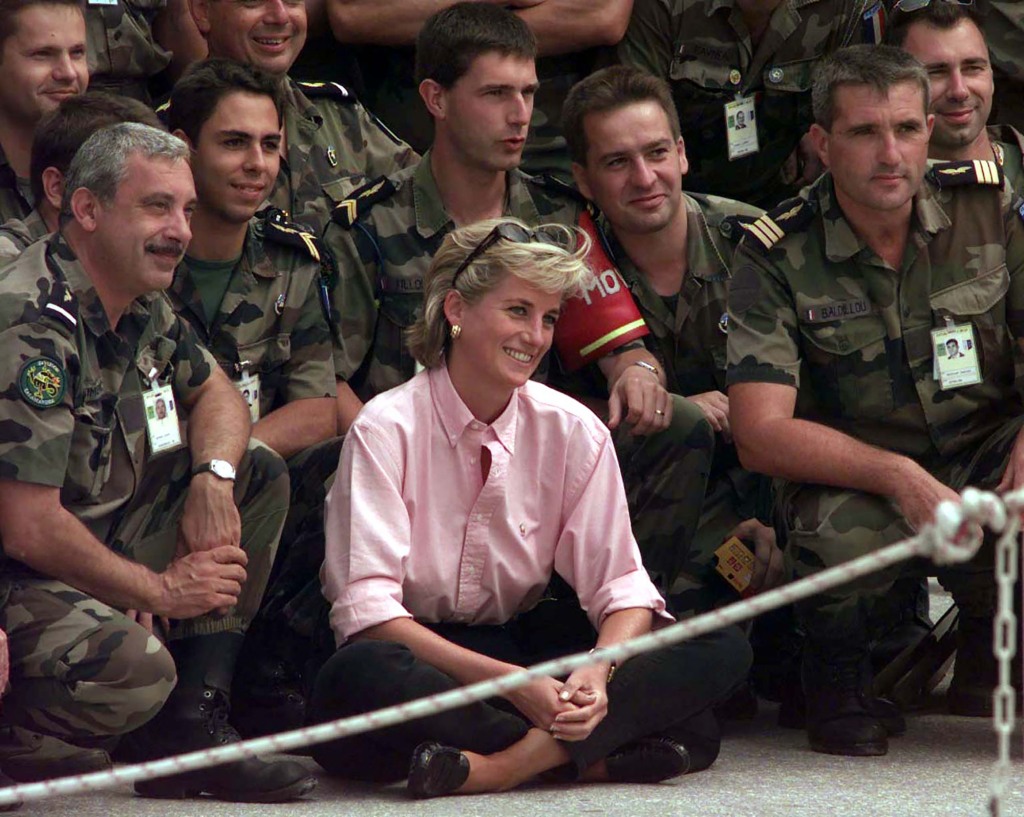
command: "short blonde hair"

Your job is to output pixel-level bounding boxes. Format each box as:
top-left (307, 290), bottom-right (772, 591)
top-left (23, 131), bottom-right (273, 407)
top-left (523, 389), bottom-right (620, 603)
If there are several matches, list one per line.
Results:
top-left (407, 218), bottom-right (593, 369)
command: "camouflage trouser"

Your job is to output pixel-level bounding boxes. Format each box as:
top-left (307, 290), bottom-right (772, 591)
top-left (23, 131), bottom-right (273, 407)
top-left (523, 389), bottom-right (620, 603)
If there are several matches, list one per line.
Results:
top-left (780, 418), bottom-right (1022, 646)
top-left (614, 394), bottom-right (714, 594)
top-left (252, 436), bottom-right (343, 636)
top-left (107, 438), bottom-right (290, 638)
top-left (0, 579), bottom-right (175, 738)
top-left (670, 466), bottom-right (769, 618)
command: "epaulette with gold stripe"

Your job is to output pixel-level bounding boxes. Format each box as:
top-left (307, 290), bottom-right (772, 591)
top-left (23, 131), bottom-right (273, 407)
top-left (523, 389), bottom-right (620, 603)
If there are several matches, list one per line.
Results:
top-left (742, 198), bottom-right (814, 254)
top-left (296, 80), bottom-right (355, 103)
top-left (330, 176), bottom-right (397, 229)
top-left (927, 159), bottom-right (1003, 189)
top-left (261, 208), bottom-right (323, 261)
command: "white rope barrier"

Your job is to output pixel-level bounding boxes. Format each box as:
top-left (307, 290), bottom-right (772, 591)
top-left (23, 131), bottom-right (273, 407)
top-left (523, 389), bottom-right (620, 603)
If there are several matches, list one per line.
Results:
top-left (0, 488), bottom-right (1011, 808)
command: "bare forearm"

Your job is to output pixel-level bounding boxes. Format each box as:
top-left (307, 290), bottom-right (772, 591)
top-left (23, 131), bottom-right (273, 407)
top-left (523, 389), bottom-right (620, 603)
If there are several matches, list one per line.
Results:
top-left (186, 373), bottom-right (250, 467)
top-left (327, 0), bottom-right (457, 45)
top-left (595, 607), bottom-right (652, 648)
top-left (516, 0), bottom-right (634, 56)
top-left (252, 397), bottom-right (336, 459)
top-left (2, 501), bottom-right (159, 611)
top-left (735, 413), bottom-right (919, 500)
top-left (355, 617), bottom-right (521, 685)
top-left (335, 379), bottom-right (364, 434)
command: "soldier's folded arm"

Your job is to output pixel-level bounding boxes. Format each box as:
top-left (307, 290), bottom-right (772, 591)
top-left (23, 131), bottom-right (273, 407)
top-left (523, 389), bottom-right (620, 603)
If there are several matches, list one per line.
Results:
top-left (728, 381), bottom-right (957, 532)
top-left (596, 344), bottom-right (672, 435)
top-left (176, 365), bottom-right (250, 554)
top-left (0, 479), bottom-right (246, 619)
top-left (328, 0), bottom-right (632, 54)
top-left (252, 397), bottom-right (337, 459)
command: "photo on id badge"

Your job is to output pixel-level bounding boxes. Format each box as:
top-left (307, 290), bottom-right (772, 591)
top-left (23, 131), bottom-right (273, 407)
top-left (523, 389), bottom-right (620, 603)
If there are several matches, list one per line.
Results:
top-left (932, 323), bottom-right (981, 390)
top-left (726, 96), bottom-right (758, 160)
top-left (143, 384), bottom-right (182, 454)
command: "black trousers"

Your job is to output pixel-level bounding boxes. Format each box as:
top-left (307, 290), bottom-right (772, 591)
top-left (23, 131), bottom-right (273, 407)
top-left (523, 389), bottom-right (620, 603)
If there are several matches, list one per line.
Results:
top-left (308, 599), bottom-right (751, 782)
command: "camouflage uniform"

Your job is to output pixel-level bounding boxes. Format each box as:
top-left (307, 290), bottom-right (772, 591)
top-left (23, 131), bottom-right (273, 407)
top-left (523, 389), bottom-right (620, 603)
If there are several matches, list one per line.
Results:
top-left (617, 0), bottom-right (879, 207)
top-left (0, 233), bottom-right (289, 738)
top-left (984, 1), bottom-right (1024, 134)
top-left (84, 0), bottom-right (171, 103)
top-left (726, 163), bottom-right (1023, 645)
top-left (326, 153), bottom-right (584, 396)
top-left (0, 209), bottom-right (48, 267)
top-left (550, 192), bottom-right (768, 610)
top-left (0, 143), bottom-right (32, 226)
top-left (271, 80), bottom-right (418, 235)
top-left (990, 124), bottom-right (1024, 198)
top-left (166, 208), bottom-right (342, 641)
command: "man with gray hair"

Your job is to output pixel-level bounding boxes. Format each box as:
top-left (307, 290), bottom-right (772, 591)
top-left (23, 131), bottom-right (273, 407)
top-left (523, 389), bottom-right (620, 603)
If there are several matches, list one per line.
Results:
top-left (727, 45), bottom-right (1024, 756)
top-left (0, 123), bottom-right (314, 801)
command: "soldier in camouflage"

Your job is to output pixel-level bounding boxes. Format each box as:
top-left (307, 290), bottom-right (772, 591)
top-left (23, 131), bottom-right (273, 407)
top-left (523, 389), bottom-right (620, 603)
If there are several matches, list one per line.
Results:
top-left (0, 93), bottom-right (163, 267)
top-left (0, 0), bottom-right (88, 224)
top-left (556, 65), bottom-right (782, 615)
top-left (0, 123), bottom-right (314, 800)
top-left (617, 0), bottom-right (882, 208)
top-left (325, 0), bottom-right (634, 182)
top-left (164, 59), bottom-right (341, 737)
top-left (187, 0), bottom-right (417, 235)
top-left (727, 46), bottom-right (1022, 757)
top-left (887, 1), bottom-right (1024, 195)
top-left (84, 0), bottom-right (170, 103)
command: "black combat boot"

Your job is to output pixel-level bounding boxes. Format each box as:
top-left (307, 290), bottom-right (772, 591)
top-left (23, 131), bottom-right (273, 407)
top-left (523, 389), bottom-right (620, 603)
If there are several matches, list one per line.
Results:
top-left (948, 615), bottom-right (1022, 717)
top-left (803, 644), bottom-right (888, 756)
top-left (230, 619), bottom-right (307, 739)
top-left (117, 633), bottom-right (316, 802)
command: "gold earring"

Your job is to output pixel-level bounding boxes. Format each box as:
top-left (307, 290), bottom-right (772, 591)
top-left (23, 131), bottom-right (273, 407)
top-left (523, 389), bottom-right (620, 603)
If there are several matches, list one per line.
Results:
top-left (450, 324), bottom-right (462, 340)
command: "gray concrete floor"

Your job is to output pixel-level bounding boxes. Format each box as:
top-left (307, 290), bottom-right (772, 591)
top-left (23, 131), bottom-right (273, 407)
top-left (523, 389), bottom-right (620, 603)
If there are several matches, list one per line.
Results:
top-left (13, 584), bottom-right (1024, 817)
top-left (11, 706), bottom-right (1022, 817)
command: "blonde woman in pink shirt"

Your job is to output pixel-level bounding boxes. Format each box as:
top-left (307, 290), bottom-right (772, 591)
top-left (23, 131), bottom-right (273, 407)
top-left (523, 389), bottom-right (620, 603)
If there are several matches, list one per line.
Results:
top-left (310, 218), bottom-right (751, 798)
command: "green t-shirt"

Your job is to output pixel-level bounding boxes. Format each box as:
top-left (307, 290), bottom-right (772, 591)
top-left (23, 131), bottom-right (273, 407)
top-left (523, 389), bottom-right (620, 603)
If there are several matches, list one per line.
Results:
top-left (182, 254), bottom-right (240, 326)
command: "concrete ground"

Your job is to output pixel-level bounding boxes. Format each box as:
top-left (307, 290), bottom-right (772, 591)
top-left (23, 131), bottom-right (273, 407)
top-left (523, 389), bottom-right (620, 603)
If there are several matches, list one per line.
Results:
top-left (13, 585), bottom-right (1024, 817)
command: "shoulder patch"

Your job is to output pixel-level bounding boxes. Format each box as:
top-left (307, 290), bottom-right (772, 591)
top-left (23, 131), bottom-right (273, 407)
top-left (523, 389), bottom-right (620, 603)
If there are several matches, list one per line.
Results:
top-left (742, 198), bottom-right (814, 253)
top-left (928, 159), bottom-right (1004, 189)
top-left (261, 208), bottom-right (323, 262)
top-left (19, 356), bottom-right (66, 408)
top-left (296, 81), bottom-right (355, 103)
top-left (330, 175), bottom-right (398, 229)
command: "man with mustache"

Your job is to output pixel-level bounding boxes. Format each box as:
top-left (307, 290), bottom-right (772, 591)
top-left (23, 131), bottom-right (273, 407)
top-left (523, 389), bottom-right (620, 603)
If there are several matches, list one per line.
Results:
top-left (888, 0), bottom-right (1024, 194)
top-left (0, 0), bottom-right (88, 223)
top-left (727, 45), bottom-right (1024, 756)
top-left (0, 123), bottom-right (314, 801)
top-left (162, 59), bottom-right (340, 737)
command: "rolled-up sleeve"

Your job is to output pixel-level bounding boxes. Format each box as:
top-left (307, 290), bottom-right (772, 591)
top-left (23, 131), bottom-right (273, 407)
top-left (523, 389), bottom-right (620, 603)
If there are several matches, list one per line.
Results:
top-left (322, 420), bottom-right (414, 644)
top-left (553, 426), bottom-right (671, 631)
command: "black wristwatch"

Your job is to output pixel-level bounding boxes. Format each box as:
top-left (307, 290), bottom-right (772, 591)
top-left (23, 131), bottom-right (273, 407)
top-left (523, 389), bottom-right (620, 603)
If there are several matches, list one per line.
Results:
top-left (192, 459), bottom-right (237, 481)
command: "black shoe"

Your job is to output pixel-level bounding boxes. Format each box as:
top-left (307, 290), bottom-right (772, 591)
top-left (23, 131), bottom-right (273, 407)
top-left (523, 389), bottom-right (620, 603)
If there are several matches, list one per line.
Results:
top-left (0, 769), bottom-right (21, 812)
top-left (778, 680), bottom-right (905, 736)
top-left (407, 742), bottom-right (469, 799)
top-left (0, 727), bottom-right (111, 782)
top-left (803, 647), bottom-right (888, 757)
top-left (231, 657), bottom-right (307, 740)
top-left (119, 634), bottom-right (315, 803)
top-left (606, 738), bottom-right (690, 783)
top-left (948, 615), bottom-right (1023, 717)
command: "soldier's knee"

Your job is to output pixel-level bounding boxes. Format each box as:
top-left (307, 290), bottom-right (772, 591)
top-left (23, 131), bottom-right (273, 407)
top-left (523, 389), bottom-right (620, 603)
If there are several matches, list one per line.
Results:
top-left (63, 623), bottom-right (177, 735)
top-left (667, 395), bottom-right (715, 455)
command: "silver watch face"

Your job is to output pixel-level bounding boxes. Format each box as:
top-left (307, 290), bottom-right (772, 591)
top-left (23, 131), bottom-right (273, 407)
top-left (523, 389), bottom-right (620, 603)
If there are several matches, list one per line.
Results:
top-left (209, 459), bottom-right (236, 479)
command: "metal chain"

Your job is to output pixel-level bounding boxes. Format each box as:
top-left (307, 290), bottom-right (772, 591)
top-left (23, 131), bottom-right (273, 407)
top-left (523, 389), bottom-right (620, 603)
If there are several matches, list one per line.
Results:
top-left (988, 511), bottom-right (1020, 817)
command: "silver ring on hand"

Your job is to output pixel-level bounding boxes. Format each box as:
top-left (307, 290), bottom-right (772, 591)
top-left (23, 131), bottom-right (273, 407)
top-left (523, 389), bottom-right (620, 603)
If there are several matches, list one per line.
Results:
top-left (655, 409), bottom-right (665, 416)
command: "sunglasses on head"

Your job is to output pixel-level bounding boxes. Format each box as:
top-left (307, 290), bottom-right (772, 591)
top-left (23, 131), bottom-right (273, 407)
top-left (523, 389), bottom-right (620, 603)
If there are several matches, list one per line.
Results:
top-left (450, 222), bottom-right (568, 289)
top-left (893, 0), bottom-right (973, 11)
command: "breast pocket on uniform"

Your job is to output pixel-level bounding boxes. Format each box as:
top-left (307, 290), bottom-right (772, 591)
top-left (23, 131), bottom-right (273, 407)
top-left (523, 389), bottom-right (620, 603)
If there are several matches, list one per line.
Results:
top-left (64, 390), bottom-right (116, 502)
top-left (798, 312), bottom-right (895, 420)
top-left (929, 263), bottom-right (1011, 382)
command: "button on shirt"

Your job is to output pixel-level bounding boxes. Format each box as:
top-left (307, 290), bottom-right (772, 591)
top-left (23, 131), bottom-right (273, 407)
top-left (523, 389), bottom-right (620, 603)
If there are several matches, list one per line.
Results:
top-left (323, 365), bottom-right (670, 644)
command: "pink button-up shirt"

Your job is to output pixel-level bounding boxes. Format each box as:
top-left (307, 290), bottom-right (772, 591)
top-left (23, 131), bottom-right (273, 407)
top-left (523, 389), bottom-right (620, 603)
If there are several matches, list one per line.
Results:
top-left (322, 365), bottom-right (670, 644)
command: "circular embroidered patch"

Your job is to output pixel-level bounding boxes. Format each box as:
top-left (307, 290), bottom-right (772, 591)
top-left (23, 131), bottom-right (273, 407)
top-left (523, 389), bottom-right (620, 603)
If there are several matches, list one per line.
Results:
top-left (18, 357), bottom-right (66, 408)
